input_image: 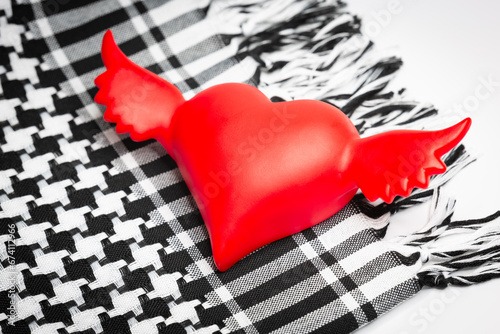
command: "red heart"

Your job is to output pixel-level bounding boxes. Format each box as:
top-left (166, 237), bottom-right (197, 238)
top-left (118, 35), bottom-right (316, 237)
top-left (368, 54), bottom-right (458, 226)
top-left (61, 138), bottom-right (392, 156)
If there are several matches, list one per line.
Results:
top-left (95, 31), bottom-right (471, 271)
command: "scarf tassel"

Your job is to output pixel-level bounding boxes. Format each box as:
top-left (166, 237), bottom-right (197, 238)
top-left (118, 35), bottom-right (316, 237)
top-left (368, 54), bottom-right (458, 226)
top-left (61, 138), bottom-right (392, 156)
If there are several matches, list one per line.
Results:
top-left (390, 189), bottom-right (500, 288)
top-left (208, 0), bottom-right (438, 136)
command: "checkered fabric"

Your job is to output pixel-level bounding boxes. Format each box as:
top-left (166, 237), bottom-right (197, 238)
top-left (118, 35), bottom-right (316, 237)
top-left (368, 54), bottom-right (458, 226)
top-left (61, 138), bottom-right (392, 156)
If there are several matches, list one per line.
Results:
top-left (0, 0), bottom-right (436, 333)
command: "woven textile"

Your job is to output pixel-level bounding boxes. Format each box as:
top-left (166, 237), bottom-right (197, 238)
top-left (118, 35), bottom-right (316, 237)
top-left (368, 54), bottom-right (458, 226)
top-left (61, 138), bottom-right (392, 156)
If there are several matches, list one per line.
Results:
top-left (1, 1), bottom-right (498, 333)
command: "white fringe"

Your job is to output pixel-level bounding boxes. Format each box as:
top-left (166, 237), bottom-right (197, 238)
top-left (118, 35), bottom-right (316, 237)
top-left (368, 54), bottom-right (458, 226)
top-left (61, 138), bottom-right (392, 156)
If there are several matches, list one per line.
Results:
top-left (208, 0), bottom-right (444, 136)
top-left (391, 189), bottom-right (500, 287)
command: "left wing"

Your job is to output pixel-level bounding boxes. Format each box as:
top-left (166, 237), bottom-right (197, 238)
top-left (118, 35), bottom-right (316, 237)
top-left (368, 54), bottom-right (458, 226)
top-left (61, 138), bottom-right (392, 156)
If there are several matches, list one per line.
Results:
top-left (95, 30), bottom-right (185, 142)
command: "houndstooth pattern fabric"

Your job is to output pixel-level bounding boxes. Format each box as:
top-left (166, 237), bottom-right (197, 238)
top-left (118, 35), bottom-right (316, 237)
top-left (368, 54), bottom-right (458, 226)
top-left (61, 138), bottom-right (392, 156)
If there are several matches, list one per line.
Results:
top-left (0, 1), bottom-right (422, 333)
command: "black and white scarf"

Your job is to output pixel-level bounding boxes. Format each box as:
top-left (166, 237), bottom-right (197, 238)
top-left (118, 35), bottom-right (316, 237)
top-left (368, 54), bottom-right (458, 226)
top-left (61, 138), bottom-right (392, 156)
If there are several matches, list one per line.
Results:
top-left (1, 0), bottom-right (499, 333)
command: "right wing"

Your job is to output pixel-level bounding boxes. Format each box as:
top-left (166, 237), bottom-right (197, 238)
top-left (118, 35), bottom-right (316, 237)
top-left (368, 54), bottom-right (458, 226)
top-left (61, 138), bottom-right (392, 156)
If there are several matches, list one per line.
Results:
top-left (351, 118), bottom-right (471, 203)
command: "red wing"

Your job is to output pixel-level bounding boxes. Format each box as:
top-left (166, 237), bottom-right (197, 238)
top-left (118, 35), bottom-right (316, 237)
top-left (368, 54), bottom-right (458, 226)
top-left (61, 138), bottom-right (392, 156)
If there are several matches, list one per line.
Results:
top-left (351, 118), bottom-right (471, 203)
top-left (95, 30), bottom-right (185, 142)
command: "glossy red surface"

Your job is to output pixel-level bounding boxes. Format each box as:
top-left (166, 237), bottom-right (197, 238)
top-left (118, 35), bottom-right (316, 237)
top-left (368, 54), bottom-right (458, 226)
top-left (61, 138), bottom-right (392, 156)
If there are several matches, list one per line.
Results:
top-left (95, 31), bottom-right (471, 271)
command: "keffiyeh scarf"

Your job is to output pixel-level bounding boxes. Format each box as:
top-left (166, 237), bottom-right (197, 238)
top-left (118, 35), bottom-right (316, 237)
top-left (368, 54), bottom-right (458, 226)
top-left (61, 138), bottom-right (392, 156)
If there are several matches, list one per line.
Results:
top-left (1, 0), bottom-right (499, 333)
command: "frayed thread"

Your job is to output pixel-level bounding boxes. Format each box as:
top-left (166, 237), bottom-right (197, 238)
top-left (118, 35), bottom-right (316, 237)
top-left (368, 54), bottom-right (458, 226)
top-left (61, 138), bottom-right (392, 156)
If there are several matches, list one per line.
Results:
top-left (389, 189), bottom-right (500, 288)
top-left (208, 0), bottom-right (439, 135)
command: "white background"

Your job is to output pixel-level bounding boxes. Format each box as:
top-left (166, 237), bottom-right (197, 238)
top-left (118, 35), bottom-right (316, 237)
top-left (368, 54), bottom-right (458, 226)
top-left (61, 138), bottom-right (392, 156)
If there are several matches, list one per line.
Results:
top-left (348, 1), bottom-right (500, 333)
